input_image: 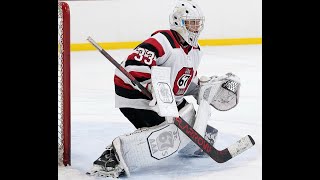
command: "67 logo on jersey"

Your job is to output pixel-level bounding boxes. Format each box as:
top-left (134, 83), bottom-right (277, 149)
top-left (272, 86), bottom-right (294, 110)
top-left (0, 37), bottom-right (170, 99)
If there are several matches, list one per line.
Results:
top-left (173, 67), bottom-right (194, 96)
top-left (178, 74), bottom-right (191, 88)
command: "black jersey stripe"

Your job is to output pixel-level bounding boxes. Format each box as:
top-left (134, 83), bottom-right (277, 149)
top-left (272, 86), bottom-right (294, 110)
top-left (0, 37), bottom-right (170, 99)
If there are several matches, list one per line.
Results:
top-left (125, 59), bottom-right (152, 68)
top-left (160, 31), bottom-right (176, 48)
top-left (138, 43), bottom-right (159, 57)
top-left (135, 76), bottom-right (150, 82)
top-left (115, 85), bottom-right (150, 100)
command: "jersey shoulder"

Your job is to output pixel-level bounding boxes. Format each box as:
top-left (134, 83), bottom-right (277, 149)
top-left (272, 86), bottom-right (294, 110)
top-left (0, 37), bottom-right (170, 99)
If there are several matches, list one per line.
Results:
top-left (150, 30), bottom-right (181, 49)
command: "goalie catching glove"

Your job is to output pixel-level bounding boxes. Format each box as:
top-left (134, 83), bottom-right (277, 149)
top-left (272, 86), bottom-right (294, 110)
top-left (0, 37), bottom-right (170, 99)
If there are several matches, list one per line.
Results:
top-left (197, 72), bottom-right (241, 111)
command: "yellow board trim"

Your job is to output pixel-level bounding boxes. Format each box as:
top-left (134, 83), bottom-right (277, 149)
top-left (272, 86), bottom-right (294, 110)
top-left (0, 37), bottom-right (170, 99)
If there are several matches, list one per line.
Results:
top-left (71, 37), bottom-right (261, 51)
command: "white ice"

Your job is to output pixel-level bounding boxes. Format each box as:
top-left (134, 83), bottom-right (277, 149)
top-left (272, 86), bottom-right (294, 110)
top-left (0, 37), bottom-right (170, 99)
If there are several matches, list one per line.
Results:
top-left (58, 45), bottom-right (262, 180)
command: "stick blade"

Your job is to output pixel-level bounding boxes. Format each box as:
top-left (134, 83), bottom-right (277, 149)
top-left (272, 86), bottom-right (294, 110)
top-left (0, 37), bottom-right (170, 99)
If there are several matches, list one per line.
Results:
top-left (227, 135), bottom-right (255, 158)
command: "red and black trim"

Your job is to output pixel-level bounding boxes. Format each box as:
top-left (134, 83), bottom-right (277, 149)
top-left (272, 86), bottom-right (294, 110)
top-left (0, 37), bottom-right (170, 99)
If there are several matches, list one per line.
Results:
top-left (171, 30), bottom-right (196, 54)
top-left (115, 85), bottom-right (150, 100)
top-left (160, 31), bottom-right (177, 48)
top-left (184, 45), bottom-right (192, 54)
top-left (129, 71), bottom-right (151, 82)
top-left (114, 75), bottom-right (150, 99)
top-left (193, 46), bottom-right (201, 50)
top-left (114, 71), bottom-right (150, 87)
top-left (151, 30), bottom-right (180, 49)
top-left (125, 59), bottom-right (152, 67)
top-left (140, 38), bottom-right (165, 58)
top-left (114, 75), bottom-right (134, 90)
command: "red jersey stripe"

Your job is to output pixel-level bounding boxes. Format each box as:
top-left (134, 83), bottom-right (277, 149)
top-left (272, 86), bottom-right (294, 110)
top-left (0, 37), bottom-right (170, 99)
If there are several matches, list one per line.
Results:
top-left (129, 71), bottom-right (151, 79)
top-left (114, 75), bottom-right (134, 90)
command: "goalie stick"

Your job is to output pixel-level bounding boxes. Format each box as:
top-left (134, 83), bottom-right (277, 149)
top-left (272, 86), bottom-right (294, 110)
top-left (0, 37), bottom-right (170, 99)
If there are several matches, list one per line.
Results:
top-left (87, 36), bottom-right (255, 163)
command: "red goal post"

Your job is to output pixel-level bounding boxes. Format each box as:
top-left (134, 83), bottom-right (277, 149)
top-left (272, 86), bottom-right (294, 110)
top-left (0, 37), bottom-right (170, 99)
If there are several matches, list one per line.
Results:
top-left (58, 1), bottom-right (71, 166)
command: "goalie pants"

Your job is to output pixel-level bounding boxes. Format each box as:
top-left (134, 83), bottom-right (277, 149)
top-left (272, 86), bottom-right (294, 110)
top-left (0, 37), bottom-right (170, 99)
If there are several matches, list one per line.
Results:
top-left (119, 99), bottom-right (187, 128)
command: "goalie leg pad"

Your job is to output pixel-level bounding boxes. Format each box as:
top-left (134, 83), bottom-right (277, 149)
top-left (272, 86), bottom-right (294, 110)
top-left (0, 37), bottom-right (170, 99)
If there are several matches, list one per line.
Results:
top-left (176, 103), bottom-right (197, 149)
top-left (178, 99), bottom-right (212, 152)
top-left (178, 99), bottom-right (218, 157)
top-left (178, 102), bottom-right (196, 127)
top-left (178, 124), bottom-right (218, 157)
top-left (112, 122), bottom-right (182, 175)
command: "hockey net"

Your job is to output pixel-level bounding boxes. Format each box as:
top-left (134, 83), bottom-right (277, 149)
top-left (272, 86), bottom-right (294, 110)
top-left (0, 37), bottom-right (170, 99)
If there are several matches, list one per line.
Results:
top-left (58, 1), bottom-right (71, 166)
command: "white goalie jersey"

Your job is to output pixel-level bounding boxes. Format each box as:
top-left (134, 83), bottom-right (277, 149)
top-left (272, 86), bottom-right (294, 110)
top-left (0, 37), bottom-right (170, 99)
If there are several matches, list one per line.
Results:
top-left (114, 29), bottom-right (203, 110)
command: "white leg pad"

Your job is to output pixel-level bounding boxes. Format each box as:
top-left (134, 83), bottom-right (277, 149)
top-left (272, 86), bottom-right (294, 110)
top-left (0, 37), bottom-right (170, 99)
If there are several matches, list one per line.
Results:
top-left (178, 125), bottom-right (218, 157)
top-left (178, 100), bottom-right (217, 157)
top-left (111, 103), bottom-right (205, 175)
top-left (112, 122), bottom-right (182, 175)
top-left (193, 99), bottom-right (211, 136)
top-left (177, 103), bottom-right (196, 149)
top-left (177, 100), bottom-right (212, 151)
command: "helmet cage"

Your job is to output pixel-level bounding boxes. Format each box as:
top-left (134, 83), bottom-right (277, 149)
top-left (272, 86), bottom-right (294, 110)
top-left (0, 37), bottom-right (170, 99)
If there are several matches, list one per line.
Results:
top-left (169, 1), bottom-right (205, 47)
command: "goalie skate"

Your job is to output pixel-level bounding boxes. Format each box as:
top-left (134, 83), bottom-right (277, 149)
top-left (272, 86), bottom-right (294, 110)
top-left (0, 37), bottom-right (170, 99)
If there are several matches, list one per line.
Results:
top-left (86, 145), bottom-right (125, 178)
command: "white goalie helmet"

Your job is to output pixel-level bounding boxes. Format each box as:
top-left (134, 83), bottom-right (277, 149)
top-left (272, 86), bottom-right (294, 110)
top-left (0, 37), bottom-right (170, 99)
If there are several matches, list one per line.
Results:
top-left (169, 0), bottom-right (205, 47)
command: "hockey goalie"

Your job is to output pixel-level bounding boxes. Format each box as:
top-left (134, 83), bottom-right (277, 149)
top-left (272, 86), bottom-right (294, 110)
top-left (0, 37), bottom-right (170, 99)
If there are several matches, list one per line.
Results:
top-left (86, 0), bottom-right (241, 178)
